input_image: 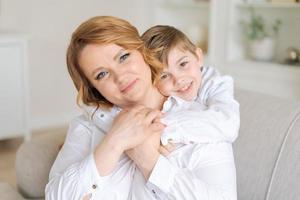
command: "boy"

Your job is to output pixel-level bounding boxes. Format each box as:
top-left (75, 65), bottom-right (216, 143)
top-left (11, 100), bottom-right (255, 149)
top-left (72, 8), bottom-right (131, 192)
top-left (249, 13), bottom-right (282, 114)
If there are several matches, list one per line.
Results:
top-left (142, 25), bottom-right (240, 146)
top-left (128, 25), bottom-right (239, 199)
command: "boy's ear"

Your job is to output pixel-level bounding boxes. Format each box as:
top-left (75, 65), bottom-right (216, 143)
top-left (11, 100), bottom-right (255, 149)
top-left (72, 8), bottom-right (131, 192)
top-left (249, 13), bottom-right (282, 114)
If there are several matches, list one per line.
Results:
top-left (196, 47), bottom-right (204, 66)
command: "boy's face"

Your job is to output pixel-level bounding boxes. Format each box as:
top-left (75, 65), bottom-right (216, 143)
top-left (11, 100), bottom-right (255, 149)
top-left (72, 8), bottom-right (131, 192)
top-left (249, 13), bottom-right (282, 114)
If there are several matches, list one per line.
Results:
top-left (156, 47), bottom-right (203, 101)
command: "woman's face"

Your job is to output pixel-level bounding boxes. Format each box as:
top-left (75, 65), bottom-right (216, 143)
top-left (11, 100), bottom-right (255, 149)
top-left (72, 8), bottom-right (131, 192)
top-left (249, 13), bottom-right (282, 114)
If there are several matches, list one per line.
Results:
top-left (79, 43), bottom-right (153, 108)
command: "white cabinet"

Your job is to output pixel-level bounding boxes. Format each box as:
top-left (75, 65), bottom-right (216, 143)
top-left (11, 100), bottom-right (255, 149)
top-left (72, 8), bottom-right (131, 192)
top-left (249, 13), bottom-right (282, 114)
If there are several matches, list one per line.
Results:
top-left (154, 0), bottom-right (300, 100)
top-left (0, 33), bottom-right (30, 140)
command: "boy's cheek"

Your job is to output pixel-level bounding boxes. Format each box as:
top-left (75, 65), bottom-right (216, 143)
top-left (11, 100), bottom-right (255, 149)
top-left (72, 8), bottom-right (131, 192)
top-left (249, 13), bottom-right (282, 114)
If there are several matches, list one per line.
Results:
top-left (157, 84), bottom-right (172, 97)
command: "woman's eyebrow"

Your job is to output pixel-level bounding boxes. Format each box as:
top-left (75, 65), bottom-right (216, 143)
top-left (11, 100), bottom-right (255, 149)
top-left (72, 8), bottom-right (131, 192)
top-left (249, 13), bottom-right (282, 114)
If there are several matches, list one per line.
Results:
top-left (91, 66), bottom-right (103, 77)
top-left (113, 49), bottom-right (125, 61)
top-left (90, 49), bottom-right (125, 77)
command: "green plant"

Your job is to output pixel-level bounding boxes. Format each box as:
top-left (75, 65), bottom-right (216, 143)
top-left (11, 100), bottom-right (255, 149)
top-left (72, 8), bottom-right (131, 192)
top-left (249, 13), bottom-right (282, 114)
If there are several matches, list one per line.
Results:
top-left (241, 8), bottom-right (282, 41)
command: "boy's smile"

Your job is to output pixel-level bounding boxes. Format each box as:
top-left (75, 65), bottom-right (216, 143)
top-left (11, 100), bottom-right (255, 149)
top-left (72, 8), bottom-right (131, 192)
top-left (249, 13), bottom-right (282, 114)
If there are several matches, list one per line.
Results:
top-left (177, 81), bottom-right (193, 93)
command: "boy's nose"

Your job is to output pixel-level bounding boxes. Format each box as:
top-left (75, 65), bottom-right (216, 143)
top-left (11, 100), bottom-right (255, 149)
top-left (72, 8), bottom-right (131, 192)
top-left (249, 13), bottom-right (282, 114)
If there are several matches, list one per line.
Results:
top-left (174, 77), bottom-right (187, 88)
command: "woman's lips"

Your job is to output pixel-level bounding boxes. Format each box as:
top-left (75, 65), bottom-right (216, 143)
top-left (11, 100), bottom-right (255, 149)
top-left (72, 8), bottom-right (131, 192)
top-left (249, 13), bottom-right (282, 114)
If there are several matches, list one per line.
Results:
top-left (121, 79), bottom-right (138, 93)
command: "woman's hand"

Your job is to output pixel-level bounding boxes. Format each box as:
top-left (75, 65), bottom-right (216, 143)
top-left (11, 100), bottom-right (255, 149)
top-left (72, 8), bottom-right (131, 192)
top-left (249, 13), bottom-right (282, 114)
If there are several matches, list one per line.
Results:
top-left (108, 105), bottom-right (165, 151)
top-left (126, 130), bottom-right (162, 180)
top-left (126, 140), bottom-right (176, 180)
top-left (94, 105), bottom-right (164, 176)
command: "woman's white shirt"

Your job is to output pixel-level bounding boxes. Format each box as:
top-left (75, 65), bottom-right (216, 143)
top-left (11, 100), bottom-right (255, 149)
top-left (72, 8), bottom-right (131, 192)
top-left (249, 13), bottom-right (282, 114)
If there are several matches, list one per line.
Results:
top-left (46, 114), bottom-right (137, 199)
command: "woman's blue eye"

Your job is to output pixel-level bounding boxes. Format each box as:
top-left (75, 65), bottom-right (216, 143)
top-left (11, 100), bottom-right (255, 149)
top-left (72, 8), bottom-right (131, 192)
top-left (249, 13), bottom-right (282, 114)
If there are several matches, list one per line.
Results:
top-left (96, 71), bottom-right (108, 80)
top-left (120, 53), bottom-right (130, 63)
top-left (180, 61), bottom-right (188, 67)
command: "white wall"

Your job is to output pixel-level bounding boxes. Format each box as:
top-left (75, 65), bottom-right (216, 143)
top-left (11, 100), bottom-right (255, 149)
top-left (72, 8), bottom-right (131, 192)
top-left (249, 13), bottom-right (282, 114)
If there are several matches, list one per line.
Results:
top-left (0, 0), bottom-right (153, 130)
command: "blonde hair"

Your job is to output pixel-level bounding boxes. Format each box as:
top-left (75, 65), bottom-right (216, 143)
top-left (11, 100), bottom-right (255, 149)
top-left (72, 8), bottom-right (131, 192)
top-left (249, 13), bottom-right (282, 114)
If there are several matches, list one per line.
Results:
top-left (67, 16), bottom-right (162, 109)
top-left (141, 25), bottom-right (198, 80)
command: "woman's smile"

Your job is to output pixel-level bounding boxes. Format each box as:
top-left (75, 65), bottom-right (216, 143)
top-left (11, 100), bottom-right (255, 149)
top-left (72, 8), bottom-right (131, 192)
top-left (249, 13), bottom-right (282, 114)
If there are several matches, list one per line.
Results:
top-left (121, 78), bottom-right (138, 93)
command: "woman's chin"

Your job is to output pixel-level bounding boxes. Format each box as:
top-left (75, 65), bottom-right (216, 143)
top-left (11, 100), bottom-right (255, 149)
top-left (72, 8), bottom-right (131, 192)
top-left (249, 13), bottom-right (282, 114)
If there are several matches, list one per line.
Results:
top-left (123, 87), bottom-right (145, 104)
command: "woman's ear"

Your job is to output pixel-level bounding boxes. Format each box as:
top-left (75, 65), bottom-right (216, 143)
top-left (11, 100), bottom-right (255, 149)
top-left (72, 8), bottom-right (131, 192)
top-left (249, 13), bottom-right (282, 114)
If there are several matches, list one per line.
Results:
top-left (195, 47), bottom-right (204, 66)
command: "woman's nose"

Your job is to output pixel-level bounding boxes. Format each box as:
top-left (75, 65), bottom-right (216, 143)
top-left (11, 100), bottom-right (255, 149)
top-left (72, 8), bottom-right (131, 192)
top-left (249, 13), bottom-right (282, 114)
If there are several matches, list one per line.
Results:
top-left (113, 70), bottom-right (127, 85)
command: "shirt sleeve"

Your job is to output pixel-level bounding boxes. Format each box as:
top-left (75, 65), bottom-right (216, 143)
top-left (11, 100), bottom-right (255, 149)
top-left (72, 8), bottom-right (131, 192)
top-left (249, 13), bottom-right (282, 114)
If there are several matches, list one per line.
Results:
top-left (161, 67), bottom-right (240, 145)
top-left (45, 116), bottom-right (134, 200)
top-left (148, 143), bottom-right (237, 200)
top-left (196, 66), bottom-right (240, 142)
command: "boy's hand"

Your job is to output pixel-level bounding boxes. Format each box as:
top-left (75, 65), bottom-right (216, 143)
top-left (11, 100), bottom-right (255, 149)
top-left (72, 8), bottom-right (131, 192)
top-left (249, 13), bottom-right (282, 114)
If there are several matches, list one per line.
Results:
top-left (159, 142), bottom-right (176, 157)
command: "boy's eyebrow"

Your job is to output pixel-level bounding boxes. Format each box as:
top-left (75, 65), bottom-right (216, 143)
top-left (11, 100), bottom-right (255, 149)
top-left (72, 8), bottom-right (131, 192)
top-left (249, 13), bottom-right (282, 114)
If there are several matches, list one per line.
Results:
top-left (176, 56), bottom-right (187, 64)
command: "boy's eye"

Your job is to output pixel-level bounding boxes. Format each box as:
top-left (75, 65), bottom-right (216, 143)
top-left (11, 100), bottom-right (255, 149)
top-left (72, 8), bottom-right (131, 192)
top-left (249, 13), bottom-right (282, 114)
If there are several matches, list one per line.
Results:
top-left (180, 61), bottom-right (188, 68)
top-left (95, 71), bottom-right (109, 80)
top-left (160, 73), bottom-right (169, 80)
top-left (119, 53), bottom-right (130, 63)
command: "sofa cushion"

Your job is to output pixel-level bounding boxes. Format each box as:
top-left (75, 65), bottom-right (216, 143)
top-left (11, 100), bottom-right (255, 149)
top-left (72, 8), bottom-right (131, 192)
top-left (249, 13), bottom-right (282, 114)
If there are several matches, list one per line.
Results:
top-left (234, 89), bottom-right (300, 200)
top-left (266, 113), bottom-right (300, 200)
top-left (0, 182), bottom-right (25, 200)
top-left (15, 131), bottom-right (66, 199)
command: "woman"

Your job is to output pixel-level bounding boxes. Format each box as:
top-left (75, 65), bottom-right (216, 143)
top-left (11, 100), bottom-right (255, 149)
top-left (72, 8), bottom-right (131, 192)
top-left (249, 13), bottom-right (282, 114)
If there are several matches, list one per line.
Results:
top-left (46, 16), bottom-right (236, 200)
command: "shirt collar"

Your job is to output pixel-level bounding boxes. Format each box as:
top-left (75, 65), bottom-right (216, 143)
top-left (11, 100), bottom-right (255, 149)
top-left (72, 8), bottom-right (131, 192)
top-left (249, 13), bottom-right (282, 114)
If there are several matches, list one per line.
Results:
top-left (81, 95), bottom-right (188, 128)
top-left (81, 104), bottom-right (121, 130)
top-left (162, 95), bottom-right (189, 113)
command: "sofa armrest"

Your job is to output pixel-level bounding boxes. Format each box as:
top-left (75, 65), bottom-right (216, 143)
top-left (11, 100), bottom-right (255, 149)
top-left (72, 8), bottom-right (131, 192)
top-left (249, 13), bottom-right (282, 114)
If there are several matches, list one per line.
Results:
top-left (15, 131), bottom-right (66, 199)
top-left (234, 88), bottom-right (300, 200)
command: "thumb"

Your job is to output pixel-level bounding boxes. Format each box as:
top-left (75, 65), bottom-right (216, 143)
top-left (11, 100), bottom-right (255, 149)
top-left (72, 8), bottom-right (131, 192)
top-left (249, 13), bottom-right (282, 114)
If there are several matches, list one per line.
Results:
top-left (149, 122), bottom-right (166, 133)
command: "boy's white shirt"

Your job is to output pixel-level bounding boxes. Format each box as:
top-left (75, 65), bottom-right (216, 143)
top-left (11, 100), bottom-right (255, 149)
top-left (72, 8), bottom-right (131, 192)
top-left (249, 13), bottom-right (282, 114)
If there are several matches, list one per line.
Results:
top-left (45, 66), bottom-right (238, 199)
top-left (130, 65), bottom-right (239, 199)
top-left (160, 65), bottom-right (240, 145)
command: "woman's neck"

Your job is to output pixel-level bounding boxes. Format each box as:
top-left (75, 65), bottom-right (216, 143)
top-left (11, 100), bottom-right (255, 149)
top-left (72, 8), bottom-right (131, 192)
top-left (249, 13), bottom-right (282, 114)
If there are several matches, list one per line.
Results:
top-left (143, 86), bottom-right (166, 110)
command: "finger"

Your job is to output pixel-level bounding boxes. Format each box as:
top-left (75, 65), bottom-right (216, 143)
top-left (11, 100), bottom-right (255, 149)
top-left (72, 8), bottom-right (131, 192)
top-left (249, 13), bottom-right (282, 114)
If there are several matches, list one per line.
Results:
top-left (153, 117), bottom-right (160, 123)
top-left (148, 122), bottom-right (166, 133)
top-left (146, 131), bottom-right (162, 144)
top-left (134, 107), bottom-right (151, 117)
top-left (134, 107), bottom-right (156, 121)
top-left (153, 115), bottom-right (165, 124)
top-left (163, 142), bottom-right (176, 153)
top-left (159, 146), bottom-right (170, 157)
top-left (144, 110), bottom-right (164, 124)
top-left (130, 104), bottom-right (146, 114)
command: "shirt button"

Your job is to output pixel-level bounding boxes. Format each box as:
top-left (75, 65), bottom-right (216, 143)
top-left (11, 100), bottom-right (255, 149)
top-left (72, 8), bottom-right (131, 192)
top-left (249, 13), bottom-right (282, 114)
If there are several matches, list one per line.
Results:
top-left (92, 184), bottom-right (97, 189)
top-left (152, 189), bottom-right (156, 194)
top-left (100, 113), bottom-right (104, 118)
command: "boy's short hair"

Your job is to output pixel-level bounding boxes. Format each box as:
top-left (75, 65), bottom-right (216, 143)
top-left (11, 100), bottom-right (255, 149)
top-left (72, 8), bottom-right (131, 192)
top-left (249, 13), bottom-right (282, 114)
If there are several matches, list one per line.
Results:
top-left (141, 25), bottom-right (198, 67)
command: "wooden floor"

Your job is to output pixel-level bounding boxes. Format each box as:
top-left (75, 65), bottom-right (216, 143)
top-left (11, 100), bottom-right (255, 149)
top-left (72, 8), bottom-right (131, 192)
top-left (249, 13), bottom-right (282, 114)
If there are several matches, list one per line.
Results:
top-left (0, 127), bottom-right (68, 188)
top-left (0, 138), bottom-right (22, 188)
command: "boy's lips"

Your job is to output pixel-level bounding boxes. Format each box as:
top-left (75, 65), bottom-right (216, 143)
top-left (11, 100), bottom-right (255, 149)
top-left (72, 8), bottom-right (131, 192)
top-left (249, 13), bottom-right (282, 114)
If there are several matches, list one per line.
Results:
top-left (177, 81), bottom-right (193, 93)
top-left (120, 79), bottom-right (138, 93)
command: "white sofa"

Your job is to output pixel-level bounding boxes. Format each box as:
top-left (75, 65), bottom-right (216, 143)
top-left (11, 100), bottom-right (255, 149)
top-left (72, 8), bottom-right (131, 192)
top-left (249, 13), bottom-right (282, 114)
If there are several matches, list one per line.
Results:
top-left (1, 89), bottom-right (300, 200)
